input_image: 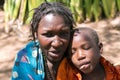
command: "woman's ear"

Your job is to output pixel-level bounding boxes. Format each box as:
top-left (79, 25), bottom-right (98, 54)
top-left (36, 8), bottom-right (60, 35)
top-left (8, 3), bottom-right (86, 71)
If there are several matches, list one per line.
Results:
top-left (98, 42), bottom-right (103, 54)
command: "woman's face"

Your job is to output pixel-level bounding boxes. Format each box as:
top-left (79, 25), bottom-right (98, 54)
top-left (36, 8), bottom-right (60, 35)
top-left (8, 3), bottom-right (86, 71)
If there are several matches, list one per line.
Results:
top-left (37, 13), bottom-right (71, 63)
top-left (71, 31), bottom-right (101, 74)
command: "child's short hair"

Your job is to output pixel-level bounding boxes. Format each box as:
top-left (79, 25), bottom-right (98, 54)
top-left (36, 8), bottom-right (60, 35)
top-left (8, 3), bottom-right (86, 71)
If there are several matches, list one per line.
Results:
top-left (74, 27), bottom-right (99, 44)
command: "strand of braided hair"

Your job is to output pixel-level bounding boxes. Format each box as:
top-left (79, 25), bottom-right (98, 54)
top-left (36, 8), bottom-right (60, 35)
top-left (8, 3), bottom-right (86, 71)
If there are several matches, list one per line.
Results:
top-left (30, 1), bottom-right (75, 80)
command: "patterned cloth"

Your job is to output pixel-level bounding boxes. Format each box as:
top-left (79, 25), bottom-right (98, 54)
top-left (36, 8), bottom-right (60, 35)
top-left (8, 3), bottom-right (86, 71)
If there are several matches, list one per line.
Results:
top-left (11, 41), bottom-right (45, 80)
top-left (57, 57), bottom-right (120, 80)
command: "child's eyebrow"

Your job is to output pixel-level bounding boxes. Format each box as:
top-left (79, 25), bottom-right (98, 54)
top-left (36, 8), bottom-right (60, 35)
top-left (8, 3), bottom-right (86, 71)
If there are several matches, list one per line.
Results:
top-left (72, 27), bottom-right (82, 33)
top-left (61, 26), bottom-right (70, 30)
top-left (72, 30), bottom-right (81, 35)
top-left (73, 27), bottom-right (81, 31)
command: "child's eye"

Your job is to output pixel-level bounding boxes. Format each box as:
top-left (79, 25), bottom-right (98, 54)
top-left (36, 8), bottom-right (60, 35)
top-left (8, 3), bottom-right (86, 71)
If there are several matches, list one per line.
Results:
top-left (72, 48), bottom-right (76, 54)
top-left (74, 30), bottom-right (80, 36)
top-left (83, 45), bottom-right (91, 50)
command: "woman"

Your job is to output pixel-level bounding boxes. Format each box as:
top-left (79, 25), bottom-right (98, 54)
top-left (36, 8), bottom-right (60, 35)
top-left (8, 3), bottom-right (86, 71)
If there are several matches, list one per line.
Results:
top-left (11, 1), bottom-right (75, 80)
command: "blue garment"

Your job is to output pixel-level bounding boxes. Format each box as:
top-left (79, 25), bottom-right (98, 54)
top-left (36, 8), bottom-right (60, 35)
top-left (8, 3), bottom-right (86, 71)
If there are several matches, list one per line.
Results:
top-left (11, 41), bottom-right (45, 80)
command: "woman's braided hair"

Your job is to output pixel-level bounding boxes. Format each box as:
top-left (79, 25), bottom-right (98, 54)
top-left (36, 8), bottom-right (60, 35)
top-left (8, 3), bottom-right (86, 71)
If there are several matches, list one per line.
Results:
top-left (30, 2), bottom-right (75, 41)
top-left (30, 1), bottom-right (75, 80)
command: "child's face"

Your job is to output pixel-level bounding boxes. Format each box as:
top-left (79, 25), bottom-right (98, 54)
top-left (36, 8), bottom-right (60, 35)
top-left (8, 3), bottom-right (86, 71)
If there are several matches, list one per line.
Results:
top-left (36, 13), bottom-right (71, 63)
top-left (71, 31), bottom-right (101, 74)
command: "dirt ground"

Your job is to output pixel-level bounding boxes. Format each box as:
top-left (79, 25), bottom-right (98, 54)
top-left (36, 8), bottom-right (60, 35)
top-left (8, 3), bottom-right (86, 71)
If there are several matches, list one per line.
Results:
top-left (0, 11), bottom-right (120, 80)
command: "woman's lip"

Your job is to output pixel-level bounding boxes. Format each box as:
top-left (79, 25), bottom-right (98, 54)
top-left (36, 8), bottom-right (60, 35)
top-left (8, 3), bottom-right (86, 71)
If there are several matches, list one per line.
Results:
top-left (49, 51), bottom-right (59, 54)
top-left (49, 51), bottom-right (61, 57)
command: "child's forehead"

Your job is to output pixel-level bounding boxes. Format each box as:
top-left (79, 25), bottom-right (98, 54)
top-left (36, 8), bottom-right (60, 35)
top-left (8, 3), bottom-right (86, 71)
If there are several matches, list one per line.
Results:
top-left (73, 27), bottom-right (99, 44)
top-left (81, 33), bottom-right (92, 41)
top-left (74, 29), bottom-right (91, 36)
top-left (74, 30), bottom-right (94, 41)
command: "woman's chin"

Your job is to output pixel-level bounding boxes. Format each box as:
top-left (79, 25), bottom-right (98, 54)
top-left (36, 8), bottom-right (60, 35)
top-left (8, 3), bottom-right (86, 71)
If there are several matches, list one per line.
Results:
top-left (49, 52), bottom-right (63, 62)
top-left (48, 56), bottom-right (62, 63)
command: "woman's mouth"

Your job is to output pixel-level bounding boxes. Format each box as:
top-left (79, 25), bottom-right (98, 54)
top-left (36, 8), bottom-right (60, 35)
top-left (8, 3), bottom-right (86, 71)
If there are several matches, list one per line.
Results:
top-left (49, 50), bottom-right (61, 58)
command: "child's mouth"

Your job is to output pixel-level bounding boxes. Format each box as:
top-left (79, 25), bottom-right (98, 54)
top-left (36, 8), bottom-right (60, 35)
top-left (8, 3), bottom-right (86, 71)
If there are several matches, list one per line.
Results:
top-left (79, 61), bottom-right (91, 70)
top-left (80, 63), bottom-right (90, 70)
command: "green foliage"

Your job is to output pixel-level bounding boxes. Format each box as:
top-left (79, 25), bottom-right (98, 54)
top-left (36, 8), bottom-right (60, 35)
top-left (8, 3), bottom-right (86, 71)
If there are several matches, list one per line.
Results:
top-left (92, 0), bottom-right (101, 22)
top-left (116, 0), bottom-right (120, 11)
top-left (4, 0), bottom-right (120, 27)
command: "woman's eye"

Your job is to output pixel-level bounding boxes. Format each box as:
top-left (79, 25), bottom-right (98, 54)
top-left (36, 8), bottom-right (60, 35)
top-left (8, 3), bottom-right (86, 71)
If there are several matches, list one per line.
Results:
top-left (42, 33), bottom-right (54, 37)
top-left (60, 31), bottom-right (69, 36)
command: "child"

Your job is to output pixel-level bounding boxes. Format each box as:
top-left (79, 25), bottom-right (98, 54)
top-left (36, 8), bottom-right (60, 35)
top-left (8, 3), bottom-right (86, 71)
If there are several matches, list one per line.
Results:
top-left (11, 2), bottom-right (75, 80)
top-left (57, 27), bottom-right (120, 80)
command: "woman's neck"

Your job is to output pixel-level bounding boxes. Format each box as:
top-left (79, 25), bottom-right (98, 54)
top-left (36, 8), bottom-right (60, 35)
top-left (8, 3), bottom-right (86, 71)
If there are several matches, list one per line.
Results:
top-left (46, 60), bottom-right (60, 80)
top-left (82, 63), bottom-right (106, 80)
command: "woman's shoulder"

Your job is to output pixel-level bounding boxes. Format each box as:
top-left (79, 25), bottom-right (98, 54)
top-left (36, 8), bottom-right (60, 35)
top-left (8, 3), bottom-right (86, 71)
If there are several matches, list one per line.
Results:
top-left (17, 41), bottom-right (35, 56)
top-left (58, 58), bottom-right (75, 72)
top-left (16, 41), bottom-right (40, 62)
top-left (18, 41), bottom-right (40, 54)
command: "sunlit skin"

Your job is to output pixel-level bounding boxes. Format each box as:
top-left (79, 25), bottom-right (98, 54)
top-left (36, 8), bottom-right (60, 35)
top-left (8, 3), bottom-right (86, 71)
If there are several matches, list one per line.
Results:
top-left (36, 13), bottom-right (71, 80)
top-left (71, 30), bottom-right (105, 80)
top-left (36, 13), bottom-right (70, 64)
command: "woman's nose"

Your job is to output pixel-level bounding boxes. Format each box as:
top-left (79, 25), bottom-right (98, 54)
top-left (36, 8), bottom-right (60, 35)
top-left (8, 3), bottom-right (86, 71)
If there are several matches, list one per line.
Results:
top-left (51, 35), bottom-right (63, 48)
top-left (77, 50), bottom-right (86, 60)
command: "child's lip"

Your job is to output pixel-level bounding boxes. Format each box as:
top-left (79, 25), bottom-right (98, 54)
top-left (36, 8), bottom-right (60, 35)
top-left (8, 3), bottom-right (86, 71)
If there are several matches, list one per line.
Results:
top-left (79, 61), bottom-right (91, 67)
top-left (80, 63), bottom-right (90, 70)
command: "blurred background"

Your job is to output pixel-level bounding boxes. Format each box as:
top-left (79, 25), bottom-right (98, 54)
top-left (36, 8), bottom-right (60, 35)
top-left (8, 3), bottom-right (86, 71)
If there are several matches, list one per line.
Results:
top-left (0, 0), bottom-right (120, 80)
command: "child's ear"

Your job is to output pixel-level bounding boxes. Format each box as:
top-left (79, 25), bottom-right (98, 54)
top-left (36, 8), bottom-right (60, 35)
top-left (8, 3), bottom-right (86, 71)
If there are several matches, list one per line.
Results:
top-left (98, 42), bottom-right (103, 54)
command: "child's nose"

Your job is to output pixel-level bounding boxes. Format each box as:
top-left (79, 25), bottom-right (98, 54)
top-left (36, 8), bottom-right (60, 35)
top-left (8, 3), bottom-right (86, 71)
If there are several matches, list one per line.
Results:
top-left (77, 50), bottom-right (86, 60)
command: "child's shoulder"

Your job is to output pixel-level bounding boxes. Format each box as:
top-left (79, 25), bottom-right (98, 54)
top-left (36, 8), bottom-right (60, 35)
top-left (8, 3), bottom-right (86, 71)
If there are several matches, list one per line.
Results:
top-left (100, 57), bottom-right (120, 79)
top-left (60, 58), bottom-right (69, 67)
top-left (100, 57), bottom-right (118, 69)
top-left (59, 57), bottom-right (78, 72)
top-left (115, 65), bottom-right (120, 74)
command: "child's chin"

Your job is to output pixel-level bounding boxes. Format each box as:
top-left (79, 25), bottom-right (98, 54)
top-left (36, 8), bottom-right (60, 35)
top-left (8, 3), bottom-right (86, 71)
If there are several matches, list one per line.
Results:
top-left (80, 66), bottom-right (92, 74)
top-left (81, 70), bottom-right (91, 74)
top-left (80, 64), bottom-right (91, 72)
